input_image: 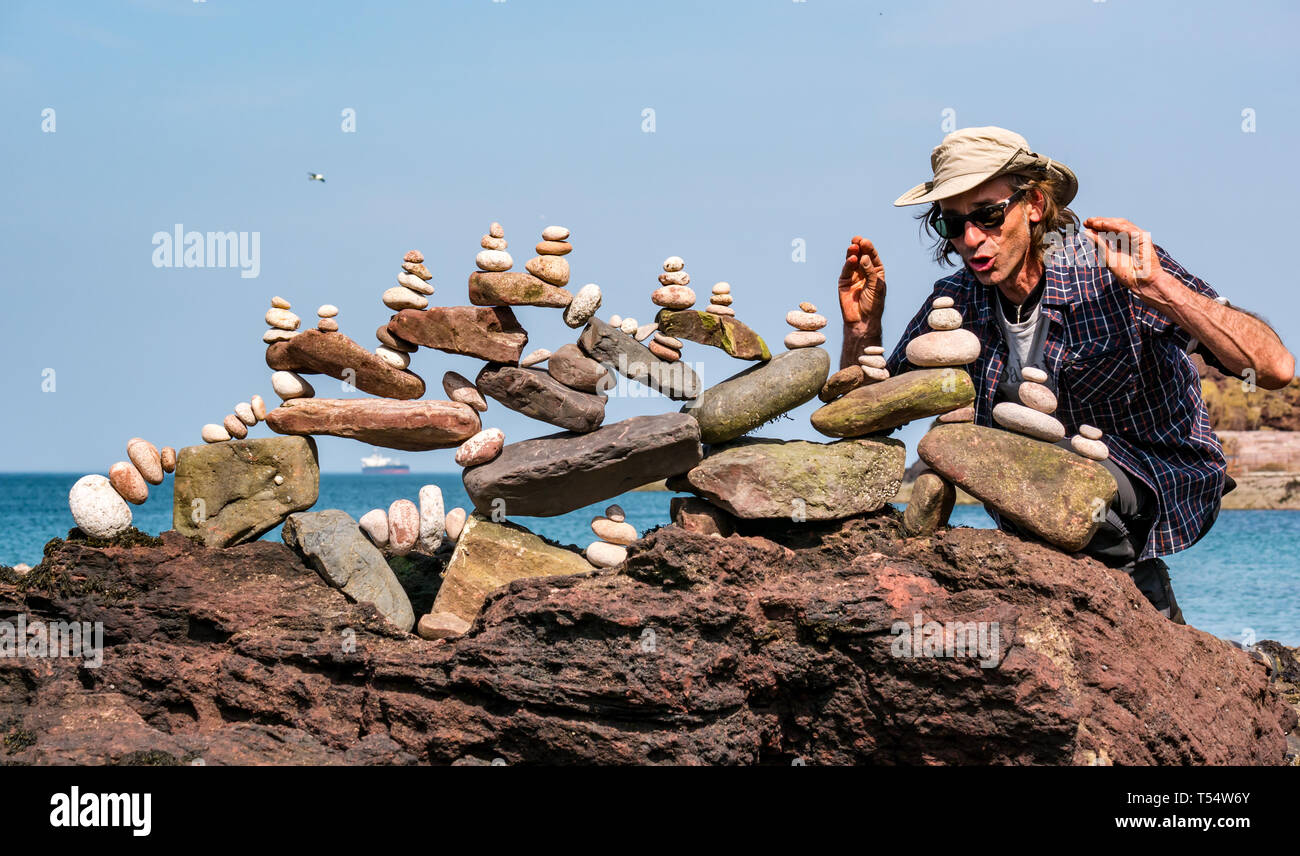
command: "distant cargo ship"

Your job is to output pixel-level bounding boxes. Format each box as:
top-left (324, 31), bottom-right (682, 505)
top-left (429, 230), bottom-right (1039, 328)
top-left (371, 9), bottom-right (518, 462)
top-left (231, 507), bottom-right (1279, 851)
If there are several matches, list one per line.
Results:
top-left (361, 450), bottom-right (410, 475)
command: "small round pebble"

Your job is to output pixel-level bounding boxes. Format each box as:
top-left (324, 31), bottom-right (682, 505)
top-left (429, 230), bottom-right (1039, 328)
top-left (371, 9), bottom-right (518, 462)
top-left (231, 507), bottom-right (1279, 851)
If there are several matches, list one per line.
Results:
top-left (271, 296), bottom-right (291, 309)
top-left (1018, 381), bottom-right (1058, 414)
top-left (535, 241), bottom-right (572, 256)
top-left (489, 222), bottom-right (505, 239)
top-left (859, 354), bottom-right (887, 369)
top-left (706, 304), bottom-right (735, 317)
top-left (201, 423), bottom-right (231, 443)
top-left (445, 507), bottom-right (468, 541)
top-left (456, 428), bottom-right (505, 467)
top-left (863, 366), bottom-right (890, 381)
top-left (359, 509), bottom-right (389, 548)
top-left (563, 283), bottom-right (602, 328)
top-left (712, 282), bottom-right (731, 295)
top-left (417, 612), bottom-right (471, 641)
top-left (318, 319), bottom-right (339, 333)
top-left (542, 226), bottom-right (570, 241)
top-left (375, 345), bottom-right (412, 370)
top-left (265, 308), bottom-right (300, 331)
top-left (863, 346), bottom-right (885, 356)
top-left (160, 447), bottom-right (177, 473)
top-left (932, 296), bottom-right (955, 309)
top-left (619, 317), bottom-right (639, 335)
top-left (398, 272), bottom-right (435, 294)
top-left (127, 438), bottom-right (164, 484)
top-left (1079, 423), bottom-right (1103, 440)
top-left (404, 250), bottom-right (424, 263)
top-left (798, 301), bottom-right (816, 313)
top-left (710, 294), bottom-right (733, 306)
top-left (653, 332), bottom-right (683, 349)
top-left (1022, 366), bottom-right (1049, 384)
top-left (382, 286), bottom-right (429, 311)
top-left (271, 371), bottom-right (314, 400)
top-left (786, 310), bottom-right (827, 331)
top-left (317, 304), bottom-right (338, 318)
top-left (662, 256), bottom-right (684, 272)
top-left (585, 540), bottom-right (628, 569)
top-left (1071, 435), bottom-right (1110, 461)
top-left (609, 314), bottom-right (622, 327)
top-left (403, 262), bottom-right (433, 280)
top-left (223, 414), bottom-right (248, 439)
top-left (263, 329), bottom-right (298, 344)
top-left (605, 504), bottom-right (625, 523)
top-left (481, 235), bottom-right (508, 250)
top-left (520, 348), bottom-right (551, 368)
top-left (648, 340), bottom-right (681, 362)
top-left (387, 500), bottom-right (420, 556)
top-left (109, 461), bottom-right (149, 505)
top-left (928, 308), bottom-right (963, 330)
top-left (475, 250), bottom-right (513, 272)
top-left (591, 516), bottom-right (637, 545)
top-left (273, 474), bottom-right (284, 485)
top-left (250, 395), bottom-right (267, 421)
top-left (235, 402), bottom-right (257, 426)
top-left (658, 271), bottom-right (690, 287)
top-left (525, 255), bottom-right (569, 286)
top-left (785, 330), bottom-right (826, 348)
top-left (442, 371), bottom-right (488, 412)
top-left (652, 285), bottom-right (696, 310)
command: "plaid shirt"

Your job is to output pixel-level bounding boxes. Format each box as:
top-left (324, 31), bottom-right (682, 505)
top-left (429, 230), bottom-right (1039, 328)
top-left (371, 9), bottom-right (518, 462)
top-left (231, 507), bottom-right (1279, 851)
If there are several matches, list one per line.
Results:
top-left (885, 231), bottom-right (1227, 560)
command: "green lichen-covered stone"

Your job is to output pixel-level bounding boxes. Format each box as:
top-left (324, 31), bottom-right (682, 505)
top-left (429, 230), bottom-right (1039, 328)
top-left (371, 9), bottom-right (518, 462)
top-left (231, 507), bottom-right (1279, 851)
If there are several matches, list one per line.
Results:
top-left (468, 271), bottom-right (573, 308)
top-left (811, 368), bottom-right (975, 437)
top-left (682, 347), bottom-right (829, 444)
top-left (666, 436), bottom-right (905, 520)
top-left (655, 309), bottom-right (770, 361)
top-left (917, 422), bottom-right (1118, 551)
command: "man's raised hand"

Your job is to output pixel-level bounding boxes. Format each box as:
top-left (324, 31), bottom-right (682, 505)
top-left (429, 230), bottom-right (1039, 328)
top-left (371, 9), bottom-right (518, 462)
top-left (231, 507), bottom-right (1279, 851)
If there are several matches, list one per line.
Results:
top-left (838, 236), bottom-right (886, 324)
top-left (1083, 217), bottom-right (1166, 296)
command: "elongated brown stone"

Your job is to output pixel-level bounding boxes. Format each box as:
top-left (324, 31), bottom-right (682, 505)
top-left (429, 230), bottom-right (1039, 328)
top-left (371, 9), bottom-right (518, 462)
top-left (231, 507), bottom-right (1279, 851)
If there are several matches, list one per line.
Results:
top-left (655, 309), bottom-right (770, 361)
top-left (819, 365), bottom-right (868, 403)
top-left (388, 306), bottom-right (528, 364)
top-left (266, 398), bottom-right (481, 451)
top-left (811, 368), bottom-right (974, 437)
top-left (917, 422), bottom-right (1117, 551)
top-left (475, 363), bottom-right (606, 433)
top-left (265, 329), bottom-right (425, 400)
top-left (577, 317), bottom-right (701, 400)
top-left (468, 271), bottom-right (573, 308)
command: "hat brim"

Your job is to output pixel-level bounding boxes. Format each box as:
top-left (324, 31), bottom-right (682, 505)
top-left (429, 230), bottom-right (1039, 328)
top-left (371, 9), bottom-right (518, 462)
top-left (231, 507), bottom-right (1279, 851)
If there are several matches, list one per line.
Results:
top-left (894, 161), bottom-right (1079, 208)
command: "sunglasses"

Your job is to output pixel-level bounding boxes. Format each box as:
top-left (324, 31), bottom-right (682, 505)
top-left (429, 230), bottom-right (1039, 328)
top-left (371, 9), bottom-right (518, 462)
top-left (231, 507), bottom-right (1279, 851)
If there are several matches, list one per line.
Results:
top-left (934, 188), bottom-right (1027, 239)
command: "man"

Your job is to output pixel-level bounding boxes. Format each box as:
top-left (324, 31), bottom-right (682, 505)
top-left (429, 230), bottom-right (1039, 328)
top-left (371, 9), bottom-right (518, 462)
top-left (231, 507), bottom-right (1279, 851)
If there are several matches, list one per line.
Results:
top-left (838, 127), bottom-right (1295, 623)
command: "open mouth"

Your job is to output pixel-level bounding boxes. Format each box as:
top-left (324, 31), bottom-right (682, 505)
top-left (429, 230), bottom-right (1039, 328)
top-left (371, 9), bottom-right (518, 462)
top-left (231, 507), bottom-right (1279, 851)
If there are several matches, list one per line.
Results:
top-left (969, 255), bottom-right (995, 272)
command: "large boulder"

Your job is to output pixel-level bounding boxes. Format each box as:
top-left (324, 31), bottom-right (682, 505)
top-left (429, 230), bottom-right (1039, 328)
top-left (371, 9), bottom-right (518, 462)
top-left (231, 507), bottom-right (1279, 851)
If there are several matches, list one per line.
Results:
top-left (462, 413), bottom-right (703, 517)
top-left (172, 437), bottom-right (320, 547)
top-left (475, 363), bottom-right (606, 433)
top-left (282, 509), bottom-right (414, 632)
top-left (682, 347), bottom-right (829, 444)
top-left (265, 330), bottom-right (425, 400)
top-left (918, 422), bottom-right (1118, 551)
top-left (667, 437), bottom-right (904, 519)
top-left (811, 368), bottom-right (975, 437)
top-left (265, 398), bottom-right (481, 451)
top-left (654, 309), bottom-right (770, 361)
top-left (431, 513), bottom-right (594, 624)
top-left (578, 317), bottom-right (701, 400)
top-left (468, 271), bottom-right (572, 308)
top-left (388, 306), bottom-right (529, 364)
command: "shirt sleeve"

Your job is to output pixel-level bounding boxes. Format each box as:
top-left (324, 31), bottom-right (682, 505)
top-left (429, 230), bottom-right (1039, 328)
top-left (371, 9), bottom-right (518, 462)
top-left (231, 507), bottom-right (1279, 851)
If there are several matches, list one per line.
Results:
top-left (1132, 244), bottom-right (1221, 353)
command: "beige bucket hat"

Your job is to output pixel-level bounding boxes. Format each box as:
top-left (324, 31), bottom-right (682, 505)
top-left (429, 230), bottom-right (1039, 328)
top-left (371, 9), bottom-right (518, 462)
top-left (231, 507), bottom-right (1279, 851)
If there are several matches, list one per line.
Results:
top-left (893, 126), bottom-right (1077, 207)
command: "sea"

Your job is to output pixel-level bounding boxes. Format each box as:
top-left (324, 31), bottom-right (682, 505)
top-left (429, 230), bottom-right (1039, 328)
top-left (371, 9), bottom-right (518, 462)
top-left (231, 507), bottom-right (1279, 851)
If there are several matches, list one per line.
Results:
top-left (2, 473), bottom-right (1295, 646)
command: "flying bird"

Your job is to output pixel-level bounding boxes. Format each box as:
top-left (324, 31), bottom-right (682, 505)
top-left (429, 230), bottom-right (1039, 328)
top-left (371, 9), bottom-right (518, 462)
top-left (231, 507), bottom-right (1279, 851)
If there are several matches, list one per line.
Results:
top-left (308, 172), bottom-right (325, 183)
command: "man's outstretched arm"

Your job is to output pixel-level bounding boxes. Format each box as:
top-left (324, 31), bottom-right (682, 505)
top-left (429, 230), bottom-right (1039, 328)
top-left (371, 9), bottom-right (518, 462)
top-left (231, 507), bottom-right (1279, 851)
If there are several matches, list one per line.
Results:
top-left (1085, 216), bottom-right (1296, 390)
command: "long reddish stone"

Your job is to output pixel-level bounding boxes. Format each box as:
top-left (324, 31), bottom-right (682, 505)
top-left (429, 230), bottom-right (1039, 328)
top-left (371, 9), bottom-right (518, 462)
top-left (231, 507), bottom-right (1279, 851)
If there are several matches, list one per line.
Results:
top-left (265, 330), bottom-right (425, 400)
top-left (265, 398), bottom-right (481, 451)
top-left (388, 306), bottom-right (528, 364)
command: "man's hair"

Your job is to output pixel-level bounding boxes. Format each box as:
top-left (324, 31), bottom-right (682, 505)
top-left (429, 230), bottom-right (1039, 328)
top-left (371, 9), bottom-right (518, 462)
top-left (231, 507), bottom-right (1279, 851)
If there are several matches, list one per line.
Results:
top-left (917, 171), bottom-right (1080, 267)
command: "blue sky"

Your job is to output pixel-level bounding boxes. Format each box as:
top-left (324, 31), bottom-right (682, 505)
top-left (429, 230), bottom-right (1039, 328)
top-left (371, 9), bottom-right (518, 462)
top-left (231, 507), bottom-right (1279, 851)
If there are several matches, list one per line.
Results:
top-left (1, 0), bottom-right (1296, 473)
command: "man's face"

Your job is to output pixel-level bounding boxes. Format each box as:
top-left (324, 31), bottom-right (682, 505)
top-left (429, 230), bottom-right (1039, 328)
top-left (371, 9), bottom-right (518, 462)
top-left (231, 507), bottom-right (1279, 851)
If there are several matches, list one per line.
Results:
top-left (939, 175), bottom-right (1043, 287)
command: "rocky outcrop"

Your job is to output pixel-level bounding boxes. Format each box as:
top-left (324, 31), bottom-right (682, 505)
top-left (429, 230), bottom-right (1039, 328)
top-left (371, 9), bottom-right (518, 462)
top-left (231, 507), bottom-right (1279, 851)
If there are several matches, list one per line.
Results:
top-left (1194, 354), bottom-right (1300, 432)
top-left (0, 516), bottom-right (1293, 765)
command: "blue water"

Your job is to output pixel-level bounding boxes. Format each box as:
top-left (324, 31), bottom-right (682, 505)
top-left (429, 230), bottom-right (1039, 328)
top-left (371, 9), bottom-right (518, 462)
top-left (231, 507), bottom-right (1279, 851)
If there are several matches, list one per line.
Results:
top-left (2, 475), bottom-right (1295, 645)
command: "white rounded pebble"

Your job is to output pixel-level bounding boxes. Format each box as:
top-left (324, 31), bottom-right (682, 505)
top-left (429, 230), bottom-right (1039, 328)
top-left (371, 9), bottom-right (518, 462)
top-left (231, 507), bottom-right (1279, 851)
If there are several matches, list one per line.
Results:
top-left (1018, 381), bottom-right (1058, 414)
top-left (662, 256), bottom-right (684, 272)
top-left (859, 354), bottom-right (887, 369)
top-left (710, 293), bottom-right (733, 306)
top-left (274, 474), bottom-right (284, 485)
top-left (605, 504), bottom-right (625, 523)
top-left (786, 310), bottom-right (827, 331)
top-left (1071, 435), bottom-right (1110, 461)
top-left (785, 330), bottom-right (826, 349)
top-left (651, 285), bottom-right (696, 310)
top-left (235, 402), bottom-right (256, 426)
top-left (265, 308), bottom-right (300, 331)
top-left (375, 345), bottom-right (412, 369)
top-left (489, 222), bottom-right (505, 239)
top-left (712, 282), bottom-right (731, 295)
top-left (418, 485), bottom-right (445, 553)
top-left (445, 507), bottom-right (468, 542)
top-left (201, 423), bottom-right (231, 443)
top-left (251, 395), bottom-right (267, 421)
top-left (591, 516), bottom-right (637, 545)
top-left (68, 475), bottom-right (132, 538)
top-left (932, 296), bottom-right (955, 309)
top-left (520, 348), bottom-right (551, 368)
top-left (619, 317), bottom-right (639, 335)
top-left (271, 371), bottom-right (314, 400)
top-left (1079, 423), bottom-right (1103, 440)
top-left (481, 235), bottom-right (507, 250)
top-left (993, 402), bottom-right (1066, 442)
top-left (126, 438), bottom-right (164, 485)
top-left (904, 329), bottom-right (981, 367)
top-left (542, 226), bottom-right (570, 241)
top-left (863, 366), bottom-right (890, 381)
top-left (585, 540), bottom-right (628, 569)
top-left (456, 428), bottom-right (505, 467)
top-left (398, 272), bottom-right (434, 295)
top-left (359, 509), bottom-right (389, 548)
top-left (706, 304), bottom-right (735, 316)
top-left (1021, 366), bottom-right (1049, 384)
top-left (317, 304), bottom-right (339, 318)
top-left (382, 286), bottom-right (429, 311)
top-left (928, 307), bottom-right (963, 331)
top-left (564, 283), bottom-right (602, 328)
top-left (476, 250), bottom-right (513, 272)
top-left (863, 346), bottom-right (885, 356)
top-left (658, 271), bottom-right (690, 287)
top-left (271, 296), bottom-right (291, 310)
top-left (608, 314), bottom-right (622, 327)
top-left (263, 329), bottom-right (299, 344)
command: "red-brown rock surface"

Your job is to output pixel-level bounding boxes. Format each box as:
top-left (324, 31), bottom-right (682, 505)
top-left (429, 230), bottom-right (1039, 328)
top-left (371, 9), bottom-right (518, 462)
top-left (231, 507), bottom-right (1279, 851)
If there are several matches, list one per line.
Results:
top-left (265, 398), bottom-right (481, 451)
top-left (265, 329), bottom-right (426, 400)
top-left (0, 515), bottom-right (1293, 765)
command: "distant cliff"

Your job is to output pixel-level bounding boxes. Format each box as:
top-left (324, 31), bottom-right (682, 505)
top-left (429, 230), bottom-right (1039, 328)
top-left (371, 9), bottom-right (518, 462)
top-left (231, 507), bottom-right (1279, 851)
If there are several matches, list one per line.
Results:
top-left (1194, 354), bottom-right (1300, 433)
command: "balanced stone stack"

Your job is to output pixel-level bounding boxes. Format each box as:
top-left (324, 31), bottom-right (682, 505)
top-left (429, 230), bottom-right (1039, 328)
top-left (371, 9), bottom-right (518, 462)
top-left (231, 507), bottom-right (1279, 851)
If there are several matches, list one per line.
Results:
top-left (819, 344), bottom-right (891, 403)
top-left (316, 304), bottom-right (339, 333)
top-left (382, 249), bottom-right (435, 313)
top-left (264, 296), bottom-right (301, 344)
top-left (1070, 422), bottom-right (1110, 461)
top-left (585, 503), bottom-right (635, 568)
top-left (359, 484), bottom-right (446, 557)
top-left (785, 301), bottom-right (827, 349)
top-left (706, 281), bottom-right (733, 317)
top-left (201, 394), bottom-right (271, 443)
top-left (904, 297), bottom-right (981, 368)
top-left (992, 365), bottom-right (1066, 443)
top-left (525, 225), bottom-right (571, 287)
top-left (649, 260), bottom-right (695, 363)
top-left (67, 437), bottom-right (177, 538)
